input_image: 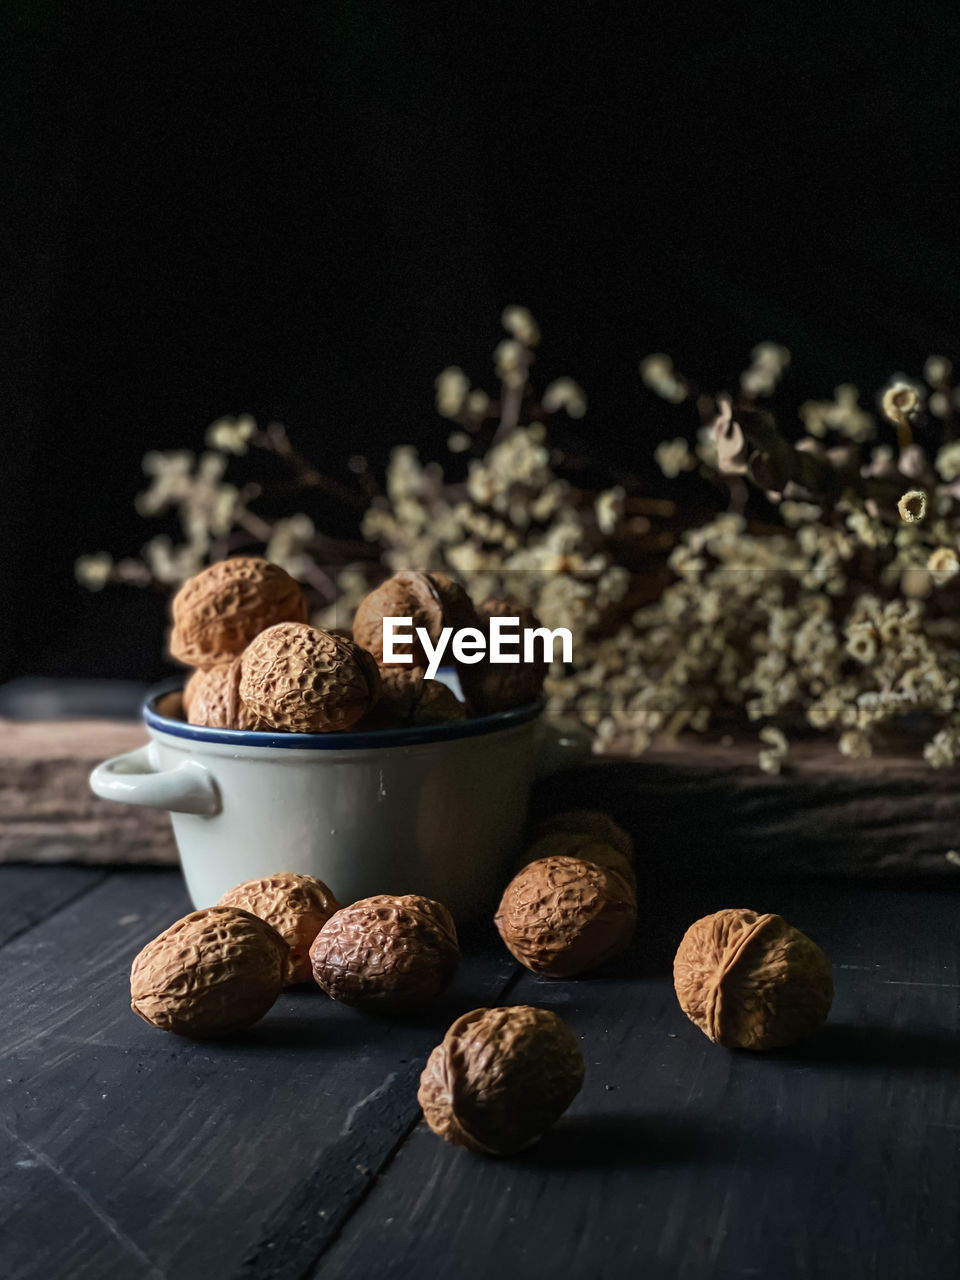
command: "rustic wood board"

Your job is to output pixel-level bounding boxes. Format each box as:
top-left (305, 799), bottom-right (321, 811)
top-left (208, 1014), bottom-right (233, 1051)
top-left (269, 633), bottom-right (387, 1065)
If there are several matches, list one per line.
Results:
top-left (0, 865), bottom-right (107, 948)
top-left (0, 866), bottom-right (957, 1279)
top-left (534, 738), bottom-right (960, 881)
top-left (0, 869), bottom-right (516, 1280)
top-left (314, 879), bottom-right (960, 1280)
top-left (6, 718), bottom-right (960, 879)
top-left (0, 720), bottom-right (176, 865)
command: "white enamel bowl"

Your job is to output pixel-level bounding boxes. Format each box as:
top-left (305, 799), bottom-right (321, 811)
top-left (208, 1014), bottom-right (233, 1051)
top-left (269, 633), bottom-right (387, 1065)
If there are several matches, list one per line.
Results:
top-left (89, 684), bottom-right (591, 922)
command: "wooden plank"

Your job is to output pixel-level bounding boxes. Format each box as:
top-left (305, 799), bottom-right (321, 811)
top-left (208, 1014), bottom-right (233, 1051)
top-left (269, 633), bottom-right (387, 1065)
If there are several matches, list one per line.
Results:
top-left (534, 745), bottom-right (960, 881)
top-left (7, 715), bottom-right (960, 880)
top-left (0, 870), bottom-right (517, 1280)
top-left (314, 882), bottom-right (960, 1280)
top-left (0, 719), bottom-right (177, 865)
top-left (0, 865), bottom-right (108, 948)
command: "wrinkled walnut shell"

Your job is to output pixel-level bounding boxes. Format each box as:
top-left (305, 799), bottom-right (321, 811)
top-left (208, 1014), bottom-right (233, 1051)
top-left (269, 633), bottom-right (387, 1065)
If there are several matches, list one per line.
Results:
top-left (169, 557), bottom-right (307, 667)
top-left (309, 894), bottom-right (459, 1012)
top-left (353, 571), bottom-right (479, 668)
top-left (532, 809), bottom-right (634, 864)
top-left (184, 657), bottom-right (269, 729)
top-left (495, 855), bottom-right (636, 977)
top-left (217, 872), bottom-right (340, 984)
top-left (525, 832), bottom-right (637, 894)
top-left (418, 1005), bottom-right (584, 1155)
top-left (458, 598), bottom-right (547, 716)
top-left (673, 908), bottom-right (833, 1050)
top-left (239, 623), bottom-right (381, 733)
top-left (374, 666), bottom-right (466, 726)
top-left (130, 907), bottom-right (287, 1038)
top-left (409, 680), bottom-right (467, 725)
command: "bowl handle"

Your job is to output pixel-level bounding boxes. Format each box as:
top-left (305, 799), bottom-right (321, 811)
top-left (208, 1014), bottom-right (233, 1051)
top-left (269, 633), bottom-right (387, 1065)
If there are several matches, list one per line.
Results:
top-left (89, 744), bottom-right (221, 816)
top-left (533, 720), bottom-right (592, 780)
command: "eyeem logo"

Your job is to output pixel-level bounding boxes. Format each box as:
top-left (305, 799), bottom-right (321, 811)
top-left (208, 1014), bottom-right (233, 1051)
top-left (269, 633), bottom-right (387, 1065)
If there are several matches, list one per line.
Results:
top-left (382, 617), bottom-right (573, 680)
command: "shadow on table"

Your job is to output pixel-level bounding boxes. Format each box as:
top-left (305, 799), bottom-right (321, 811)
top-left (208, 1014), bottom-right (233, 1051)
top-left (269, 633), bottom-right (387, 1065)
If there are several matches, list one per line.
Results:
top-left (515, 1113), bottom-right (711, 1172)
top-left (766, 1022), bottom-right (960, 1074)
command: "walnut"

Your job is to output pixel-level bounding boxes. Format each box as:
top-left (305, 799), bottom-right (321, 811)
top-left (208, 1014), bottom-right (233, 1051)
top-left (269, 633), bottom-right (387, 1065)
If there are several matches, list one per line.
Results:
top-left (458, 598), bottom-right (547, 716)
top-left (129, 907), bottom-right (287, 1038)
top-left (409, 680), bottom-right (467, 725)
top-left (309, 894), bottom-right (459, 1012)
top-left (239, 623), bottom-right (381, 733)
top-left (532, 809), bottom-right (634, 864)
top-left (217, 872), bottom-right (340, 984)
top-left (673, 909), bottom-right (833, 1050)
top-left (494, 855), bottom-right (636, 977)
top-left (169, 557), bottom-right (307, 668)
top-left (352, 571), bottom-right (479, 668)
top-left (377, 663), bottom-right (427, 717)
top-left (183, 657), bottom-right (269, 729)
top-left (373, 666), bottom-right (466, 725)
top-left (525, 831), bottom-right (636, 894)
top-left (418, 1006), bottom-right (584, 1155)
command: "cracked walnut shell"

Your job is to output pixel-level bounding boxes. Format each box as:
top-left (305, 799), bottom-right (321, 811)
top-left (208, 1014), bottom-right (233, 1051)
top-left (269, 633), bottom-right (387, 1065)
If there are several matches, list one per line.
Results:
top-left (169, 557), bottom-right (307, 667)
top-left (217, 872), bottom-right (340, 984)
top-left (673, 909), bottom-right (833, 1050)
top-left (130, 907), bottom-right (287, 1038)
top-left (495, 855), bottom-right (636, 977)
top-left (309, 894), bottom-right (459, 1012)
top-left (418, 1006), bottom-right (584, 1155)
top-left (239, 623), bottom-right (381, 733)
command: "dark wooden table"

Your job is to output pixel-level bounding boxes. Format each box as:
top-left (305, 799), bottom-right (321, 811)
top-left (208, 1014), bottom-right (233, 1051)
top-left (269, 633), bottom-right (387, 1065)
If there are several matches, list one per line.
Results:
top-left (1, 863), bottom-right (958, 1280)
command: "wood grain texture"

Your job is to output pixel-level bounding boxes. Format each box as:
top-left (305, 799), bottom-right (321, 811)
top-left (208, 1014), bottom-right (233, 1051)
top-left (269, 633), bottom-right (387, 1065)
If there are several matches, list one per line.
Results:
top-left (534, 740), bottom-right (960, 881)
top-left (0, 720), bottom-right (177, 865)
top-left (315, 881), bottom-right (960, 1280)
top-left (0, 869), bottom-right (516, 1280)
top-left (7, 718), bottom-right (960, 880)
top-left (0, 865), bottom-right (107, 948)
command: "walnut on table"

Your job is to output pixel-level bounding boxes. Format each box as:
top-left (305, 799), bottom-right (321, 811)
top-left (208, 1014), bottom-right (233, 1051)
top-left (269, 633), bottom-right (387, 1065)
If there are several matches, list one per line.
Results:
top-left (129, 907), bottom-right (288, 1038)
top-left (494, 854), bottom-right (636, 978)
top-left (217, 872), bottom-right (340, 984)
top-left (673, 908), bottom-right (833, 1050)
top-left (309, 893), bottom-right (459, 1012)
top-left (418, 1005), bottom-right (585, 1155)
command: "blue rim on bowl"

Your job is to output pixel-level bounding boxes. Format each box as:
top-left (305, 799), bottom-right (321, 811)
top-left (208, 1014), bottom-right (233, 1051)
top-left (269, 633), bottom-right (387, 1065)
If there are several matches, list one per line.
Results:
top-left (143, 681), bottom-right (544, 750)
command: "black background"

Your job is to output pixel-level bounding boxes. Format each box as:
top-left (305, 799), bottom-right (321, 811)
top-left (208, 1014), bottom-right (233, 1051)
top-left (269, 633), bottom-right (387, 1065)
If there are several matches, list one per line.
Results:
top-left (3, 0), bottom-right (959, 685)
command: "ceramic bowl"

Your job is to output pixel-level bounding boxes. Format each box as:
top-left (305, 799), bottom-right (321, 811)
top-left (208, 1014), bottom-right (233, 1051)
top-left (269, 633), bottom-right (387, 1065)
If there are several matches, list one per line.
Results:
top-left (89, 681), bottom-right (591, 921)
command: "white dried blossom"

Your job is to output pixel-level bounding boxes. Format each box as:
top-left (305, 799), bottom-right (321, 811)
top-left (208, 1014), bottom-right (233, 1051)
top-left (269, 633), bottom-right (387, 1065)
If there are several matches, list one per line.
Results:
top-left (741, 342), bottom-right (791, 397)
top-left (881, 379), bottom-right (923, 424)
top-left (927, 547), bottom-right (960, 585)
top-left (935, 441), bottom-right (960, 481)
top-left (924, 356), bottom-right (952, 386)
top-left (206, 414), bottom-right (255, 455)
top-left (267, 514), bottom-right (316, 578)
top-left (75, 552), bottom-right (113, 591)
top-left (799, 385), bottom-right (874, 442)
top-left (897, 490), bottom-right (928, 523)
top-left (640, 354), bottom-right (688, 403)
top-left (435, 367), bottom-right (470, 418)
top-left (542, 377), bottom-right (587, 418)
top-left (494, 339), bottom-right (528, 388)
top-left (501, 305), bottom-right (540, 347)
top-left (654, 438), bottom-right (696, 479)
top-left (466, 389), bottom-right (490, 419)
top-left (595, 487), bottom-right (625, 535)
